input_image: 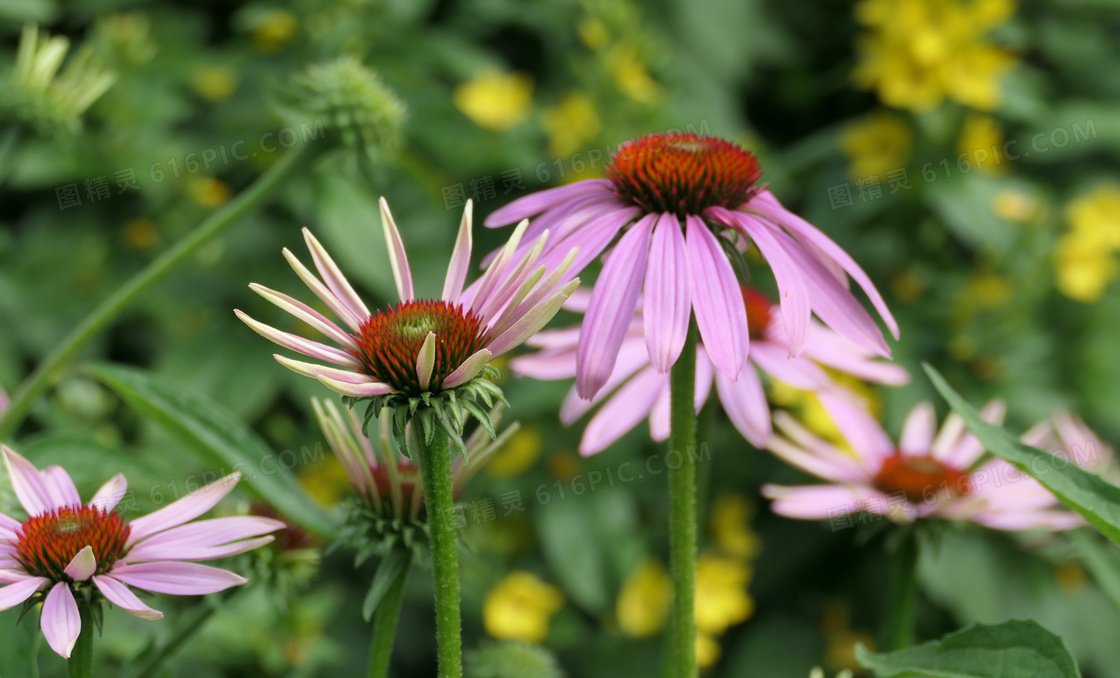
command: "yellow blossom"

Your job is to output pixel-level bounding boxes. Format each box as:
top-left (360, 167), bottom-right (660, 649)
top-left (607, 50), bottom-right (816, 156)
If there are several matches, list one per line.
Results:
top-left (253, 10), bottom-right (298, 53)
top-left (188, 177), bottom-right (232, 208)
top-left (606, 43), bottom-right (663, 104)
top-left (297, 456), bottom-right (354, 507)
top-left (615, 559), bottom-right (673, 638)
top-left (483, 572), bottom-right (564, 643)
top-left (1065, 183), bottom-right (1120, 250)
top-left (991, 189), bottom-right (1039, 223)
top-left (840, 112), bottom-right (913, 181)
top-left (191, 66), bottom-right (238, 102)
top-left (486, 426), bottom-right (542, 478)
top-left (694, 554), bottom-right (754, 635)
top-left (453, 69), bottom-right (533, 131)
top-left (541, 92), bottom-right (600, 159)
top-left (696, 632), bottom-right (721, 669)
top-left (1055, 235), bottom-right (1117, 303)
top-left (957, 113), bottom-right (1008, 174)
top-left (709, 495), bottom-right (761, 561)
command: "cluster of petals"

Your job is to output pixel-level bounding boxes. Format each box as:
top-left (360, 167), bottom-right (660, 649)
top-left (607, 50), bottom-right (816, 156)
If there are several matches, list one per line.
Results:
top-left (0, 446), bottom-right (281, 657)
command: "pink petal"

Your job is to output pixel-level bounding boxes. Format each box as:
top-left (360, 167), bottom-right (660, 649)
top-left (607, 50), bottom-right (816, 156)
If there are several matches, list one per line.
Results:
top-left (899, 402), bottom-right (936, 456)
top-left (64, 546), bottom-right (96, 582)
top-left (762, 484), bottom-right (884, 521)
top-left (92, 575), bottom-right (163, 620)
top-left (317, 375), bottom-right (396, 398)
top-left (765, 435), bottom-right (867, 483)
top-left (415, 332), bottom-right (437, 390)
top-left (379, 198), bottom-right (414, 301)
top-left (579, 368), bottom-right (667, 456)
top-left (302, 228), bottom-right (371, 320)
top-left (748, 342), bottom-right (830, 390)
top-left (42, 466), bottom-right (81, 509)
top-left (2, 445), bottom-right (55, 515)
top-left (483, 179), bottom-right (613, 226)
top-left (649, 388), bottom-right (671, 442)
top-left (42, 582), bottom-right (80, 658)
top-left (817, 391), bottom-right (895, 465)
top-left (249, 283), bottom-right (358, 350)
top-left (124, 516), bottom-right (284, 563)
top-left (560, 335), bottom-right (654, 425)
top-left (0, 512), bottom-right (19, 539)
top-left (798, 323), bottom-right (910, 385)
top-left (510, 349), bottom-right (578, 381)
top-left (644, 212), bottom-right (692, 372)
top-left (123, 536), bottom-right (275, 563)
top-left (126, 473), bottom-right (242, 547)
top-left (442, 200), bottom-right (474, 302)
top-left (576, 215), bottom-right (654, 398)
top-left (530, 206), bottom-right (643, 284)
top-left (89, 474), bottom-right (128, 512)
top-left (443, 349), bottom-right (493, 389)
top-left (714, 366), bottom-right (771, 447)
top-left (110, 562), bottom-right (248, 596)
top-left (0, 576), bottom-right (49, 611)
top-left (281, 248), bottom-right (363, 331)
top-left (685, 216), bottom-right (748, 381)
top-left (273, 355), bottom-right (379, 385)
top-left (235, 311), bottom-right (364, 368)
top-left (485, 280), bottom-right (580, 358)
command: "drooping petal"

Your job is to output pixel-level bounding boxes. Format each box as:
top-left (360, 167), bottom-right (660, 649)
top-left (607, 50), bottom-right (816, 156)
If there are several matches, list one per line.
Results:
top-left (415, 332), bottom-right (437, 391)
top-left (126, 473), bottom-right (242, 547)
top-left (483, 179), bottom-right (614, 226)
top-left (748, 341), bottom-right (830, 390)
top-left (560, 335), bottom-right (653, 425)
top-left (443, 349), bottom-right (493, 389)
top-left (281, 248), bottom-right (363, 331)
top-left (249, 283), bottom-right (358, 350)
top-left (235, 311), bottom-right (364, 368)
top-left (714, 366), bottom-right (770, 447)
top-left (580, 368), bottom-right (667, 456)
top-left (110, 562), bottom-right (248, 596)
top-left (42, 583), bottom-right (80, 658)
top-left (443, 200), bottom-right (474, 302)
top-left (273, 355), bottom-right (383, 385)
top-left (89, 474), bottom-right (128, 512)
top-left (644, 212), bottom-right (692, 372)
top-left (2, 445), bottom-right (54, 516)
top-left (302, 228), bottom-right (371, 320)
top-left (64, 546), bottom-right (96, 582)
top-left (899, 402), bottom-right (936, 456)
top-left (124, 536), bottom-right (275, 563)
top-left (798, 323), bottom-right (910, 385)
top-left (378, 197), bottom-right (414, 301)
top-left (576, 215), bottom-right (654, 399)
top-left (92, 575), bottom-right (163, 620)
top-left (685, 216), bottom-right (748, 381)
top-left (0, 576), bottom-right (49, 611)
top-left (316, 374), bottom-right (397, 398)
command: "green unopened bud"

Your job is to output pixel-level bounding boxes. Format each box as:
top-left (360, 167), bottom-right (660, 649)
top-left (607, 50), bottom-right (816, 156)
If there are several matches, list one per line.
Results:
top-left (465, 642), bottom-right (565, 678)
top-left (278, 56), bottom-right (405, 164)
top-left (0, 25), bottom-right (116, 134)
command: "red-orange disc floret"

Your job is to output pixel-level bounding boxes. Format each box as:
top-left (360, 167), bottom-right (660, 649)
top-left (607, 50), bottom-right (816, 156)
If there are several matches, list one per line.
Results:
top-left (605, 133), bottom-right (763, 216)
top-left (741, 287), bottom-right (774, 341)
top-left (873, 454), bottom-right (972, 505)
top-left (15, 505), bottom-right (131, 580)
top-left (354, 299), bottom-right (489, 396)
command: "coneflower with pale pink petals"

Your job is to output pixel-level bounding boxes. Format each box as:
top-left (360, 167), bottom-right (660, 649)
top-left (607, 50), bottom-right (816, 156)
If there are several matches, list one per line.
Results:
top-left (485, 133), bottom-right (899, 399)
top-left (0, 446), bottom-right (282, 658)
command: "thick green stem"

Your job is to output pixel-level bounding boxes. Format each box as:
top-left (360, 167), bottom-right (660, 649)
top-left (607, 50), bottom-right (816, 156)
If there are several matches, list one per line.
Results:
top-left (0, 141), bottom-right (321, 441)
top-left (415, 431), bottom-right (462, 678)
top-left (667, 318), bottom-right (699, 678)
top-left (68, 602), bottom-right (94, 678)
top-left (883, 531), bottom-right (919, 651)
top-left (368, 562), bottom-right (411, 678)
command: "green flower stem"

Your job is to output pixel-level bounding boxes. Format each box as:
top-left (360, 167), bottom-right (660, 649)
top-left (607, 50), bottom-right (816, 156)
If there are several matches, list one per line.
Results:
top-left (368, 561), bottom-right (411, 678)
top-left (667, 317), bottom-right (699, 678)
top-left (0, 141), bottom-right (321, 441)
top-left (884, 530), bottom-right (919, 651)
top-left (415, 428), bottom-right (462, 678)
top-left (68, 602), bottom-right (94, 678)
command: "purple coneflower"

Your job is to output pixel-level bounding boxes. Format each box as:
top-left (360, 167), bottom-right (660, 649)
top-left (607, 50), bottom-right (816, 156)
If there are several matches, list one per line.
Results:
top-left (761, 396), bottom-right (1101, 531)
top-left (0, 446), bottom-right (281, 658)
top-left (486, 133), bottom-right (899, 398)
top-left (513, 287), bottom-right (908, 456)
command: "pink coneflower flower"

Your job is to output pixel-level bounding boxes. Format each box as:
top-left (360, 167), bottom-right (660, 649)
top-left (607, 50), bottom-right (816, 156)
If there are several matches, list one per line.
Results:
top-left (0, 446), bottom-right (282, 658)
top-left (1022, 411), bottom-right (1114, 474)
top-left (486, 133), bottom-right (899, 398)
top-left (512, 287), bottom-right (908, 456)
top-left (236, 199), bottom-right (578, 420)
top-left (761, 396), bottom-right (1091, 531)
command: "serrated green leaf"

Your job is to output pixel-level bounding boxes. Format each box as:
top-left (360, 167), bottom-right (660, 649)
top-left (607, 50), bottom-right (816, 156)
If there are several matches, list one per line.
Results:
top-left (857, 619), bottom-right (1079, 678)
top-left (83, 362), bottom-right (337, 537)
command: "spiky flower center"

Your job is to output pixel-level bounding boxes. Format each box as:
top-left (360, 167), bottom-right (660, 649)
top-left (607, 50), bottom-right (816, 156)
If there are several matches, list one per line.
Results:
top-left (741, 287), bottom-right (774, 340)
top-left (873, 454), bottom-right (971, 505)
top-left (15, 505), bottom-right (130, 580)
top-left (354, 299), bottom-right (489, 396)
top-left (605, 133), bottom-right (763, 216)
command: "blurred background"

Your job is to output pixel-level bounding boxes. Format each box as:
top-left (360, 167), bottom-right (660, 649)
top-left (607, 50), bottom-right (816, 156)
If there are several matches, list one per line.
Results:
top-left (1, 0), bottom-right (1119, 676)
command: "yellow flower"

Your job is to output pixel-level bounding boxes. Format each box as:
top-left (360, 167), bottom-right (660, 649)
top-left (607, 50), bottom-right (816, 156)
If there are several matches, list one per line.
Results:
top-left (486, 426), bottom-right (542, 478)
top-left (941, 44), bottom-right (1017, 111)
top-left (840, 112), bottom-right (913, 181)
top-left (253, 10), bottom-right (298, 53)
top-left (1065, 183), bottom-right (1120, 250)
top-left (991, 189), bottom-right (1039, 223)
top-left (191, 66), bottom-right (238, 102)
top-left (696, 632), bottom-right (721, 669)
top-left (453, 69), bottom-right (533, 131)
top-left (606, 43), bottom-right (663, 104)
top-left (188, 177), bottom-right (232, 208)
top-left (541, 92), bottom-right (600, 159)
top-left (616, 559), bottom-right (673, 638)
top-left (957, 113), bottom-right (1008, 174)
top-left (709, 495), bottom-right (761, 561)
top-left (694, 554), bottom-right (754, 636)
top-left (483, 572), bottom-right (565, 643)
top-left (1055, 234), bottom-right (1117, 303)
top-left (298, 456), bottom-right (354, 508)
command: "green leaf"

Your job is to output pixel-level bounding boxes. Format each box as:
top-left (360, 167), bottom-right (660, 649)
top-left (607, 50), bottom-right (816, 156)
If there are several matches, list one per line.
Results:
top-left (534, 493), bottom-right (609, 613)
top-left (856, 619), bottom-right (1080, 678)
top-left (924, 364), bottom-right (1120, 546)
top-left (1071, 530), bottom-right (1120, 613)
top-left (83, 362), bottom-right (337, 537)
top-left (363, 548), bottom-right (412, 622)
